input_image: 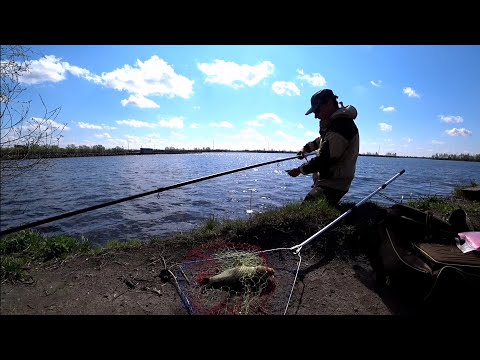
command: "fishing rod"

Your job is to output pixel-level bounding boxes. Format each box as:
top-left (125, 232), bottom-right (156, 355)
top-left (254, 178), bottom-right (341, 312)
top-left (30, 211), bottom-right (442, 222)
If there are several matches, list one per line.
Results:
top-left (0, 153), bottom-right (310, 237)
top-left (290, 169), bottom-right (405, 254)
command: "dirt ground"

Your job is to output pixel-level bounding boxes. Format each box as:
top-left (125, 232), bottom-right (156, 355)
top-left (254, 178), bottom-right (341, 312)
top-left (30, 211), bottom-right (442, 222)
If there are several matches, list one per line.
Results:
top-left (1, 200), bottom-right (479, 316)
top-left (1, 239), bottom-right (476, 316)
top-left (0, 245), bottom-right (392, 315)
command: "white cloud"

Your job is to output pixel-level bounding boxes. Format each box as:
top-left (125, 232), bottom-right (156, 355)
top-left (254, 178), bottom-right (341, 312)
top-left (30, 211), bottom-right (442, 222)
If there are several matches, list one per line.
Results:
top-left (190, 123), bottom-right (200, 129)
top-left (211, 128), bottom-right (304, 151)
top-left (246, 120), bottom-right (263, 127)
top-left (296, 69), bottom-right (327, 87)
top-left (445, 128), bottom-right (472, 137)
top-left (100, 116), bottom-right (185, 132)
top-left (378, 122), bottom-right (392, 132)
top-left (297, 123), bottom-right (304, 129)
top-left (121, 95), bottom-right (160, 109)
top-left (77, 122), bottom-right (116, 130)
top-left (159, 117), bottom-right (184, 129)
top-left (144, 133), bottom-right (164, 141)
top-left (27, 118), bottom-right (70, 132)
top-left (62, 62), bottom-right (93, 78)
top-left (4, 117), bottom-right (69, 145)
top-left (380, 105), bottom-right (396, 112)
top-left (65, 63), bottom-right (102, 84)
top-left (257, 113), bottom-right (282, 124)
top-left (209, 121), bottom-right (234, 128)
top-left (116, 119), bottom-right (157, 128)
top-left (438, 115), bottom-right (463, 123)
top-left (16, 55), bottom-right (102, 85)
top-left (402, 137), bottom-right (413, 143)
top-left (78, 122), bottom-right (102, 129)
top-left (403, 86), bottom-right (420, 98)
top-left (100, 56), bottom-right (194, 99)
top-left (17, 54), bottom-right (193, 104)
top-left (370, 80), bottom-right (382, 87)
top-left (19, 55), bottom-right (67, 85)
top-left (271, 81), bottom-right (300, 96)
top-left (94, 133), bottom-right (112, 139)
top-left (431, 140), bottom-right (444, 145)
top-left (197, 60), bottom-right (274, 89)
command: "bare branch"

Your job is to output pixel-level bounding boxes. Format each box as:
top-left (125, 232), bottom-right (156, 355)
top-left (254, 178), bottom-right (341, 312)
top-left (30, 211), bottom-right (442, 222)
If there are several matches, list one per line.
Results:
top-left (1, 45), bottom-right (65, 185)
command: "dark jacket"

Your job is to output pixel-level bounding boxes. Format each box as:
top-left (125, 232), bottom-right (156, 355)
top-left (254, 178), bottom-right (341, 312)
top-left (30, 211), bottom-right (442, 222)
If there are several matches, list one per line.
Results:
top-left (299, 109), bottom-right (359, 192)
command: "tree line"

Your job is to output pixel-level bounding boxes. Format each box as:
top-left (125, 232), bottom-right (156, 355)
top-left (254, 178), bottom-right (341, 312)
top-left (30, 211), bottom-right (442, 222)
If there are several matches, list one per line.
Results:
top-left (0, 144), bottom-right (293, 158)
top-left (362, 151), bottom-right (479, 162)
top-left (3, 144), bottom-right (479, 161)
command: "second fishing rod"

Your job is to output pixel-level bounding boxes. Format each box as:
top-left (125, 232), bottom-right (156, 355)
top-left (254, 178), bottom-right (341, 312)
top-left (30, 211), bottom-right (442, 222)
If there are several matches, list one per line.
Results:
top-left (0, 153), bottom-right (313, 237)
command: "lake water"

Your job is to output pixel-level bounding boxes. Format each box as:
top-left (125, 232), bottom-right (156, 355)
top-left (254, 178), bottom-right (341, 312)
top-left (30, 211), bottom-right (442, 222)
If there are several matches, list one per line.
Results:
top-left (1, 153), bottom-right (479, 246)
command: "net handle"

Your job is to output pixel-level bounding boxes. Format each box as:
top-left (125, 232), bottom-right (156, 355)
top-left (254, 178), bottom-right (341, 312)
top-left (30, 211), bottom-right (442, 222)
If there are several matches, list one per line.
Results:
top-left (290, 169), bottom-right (405, 253)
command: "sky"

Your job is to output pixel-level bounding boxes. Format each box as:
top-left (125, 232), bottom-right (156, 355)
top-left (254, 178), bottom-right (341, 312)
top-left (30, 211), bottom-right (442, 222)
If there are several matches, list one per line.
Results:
top-left (4, 45), bottom-right (480, 157)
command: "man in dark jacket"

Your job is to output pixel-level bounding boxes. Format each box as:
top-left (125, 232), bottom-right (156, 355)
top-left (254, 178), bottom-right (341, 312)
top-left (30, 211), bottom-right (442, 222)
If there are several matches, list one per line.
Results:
top-left (287, 89), bottom-right (359, 206)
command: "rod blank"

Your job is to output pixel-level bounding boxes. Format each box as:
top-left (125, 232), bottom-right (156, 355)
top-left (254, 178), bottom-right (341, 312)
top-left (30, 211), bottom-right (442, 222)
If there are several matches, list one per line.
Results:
top-left (291, 169), bottom-right (405, 253)
top-left (1, 154), bottom-right (302, 237)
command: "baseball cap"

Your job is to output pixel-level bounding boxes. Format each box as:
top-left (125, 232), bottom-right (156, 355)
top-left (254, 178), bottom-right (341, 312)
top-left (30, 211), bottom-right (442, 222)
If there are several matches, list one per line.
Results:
top-left (305, 89), bottom-right (338, 115)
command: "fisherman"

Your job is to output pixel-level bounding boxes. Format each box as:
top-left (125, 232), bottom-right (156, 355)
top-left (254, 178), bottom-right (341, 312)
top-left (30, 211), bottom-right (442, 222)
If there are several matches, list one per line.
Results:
top-left (286, 89), bottom-right (360, 206)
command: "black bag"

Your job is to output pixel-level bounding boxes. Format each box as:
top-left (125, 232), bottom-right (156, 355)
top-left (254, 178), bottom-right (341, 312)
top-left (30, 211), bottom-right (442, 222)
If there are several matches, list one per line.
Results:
top-left (373, 204), bottom-right (479, 287)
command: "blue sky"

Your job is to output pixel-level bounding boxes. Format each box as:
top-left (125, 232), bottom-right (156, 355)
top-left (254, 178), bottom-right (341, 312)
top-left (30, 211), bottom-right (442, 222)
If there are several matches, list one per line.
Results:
top-left (8, 45), bottom-right (480, 157)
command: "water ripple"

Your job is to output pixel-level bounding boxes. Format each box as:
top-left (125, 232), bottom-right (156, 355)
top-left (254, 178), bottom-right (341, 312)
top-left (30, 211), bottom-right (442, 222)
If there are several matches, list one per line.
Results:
top-left (1, 153), bottom-right (478, 245)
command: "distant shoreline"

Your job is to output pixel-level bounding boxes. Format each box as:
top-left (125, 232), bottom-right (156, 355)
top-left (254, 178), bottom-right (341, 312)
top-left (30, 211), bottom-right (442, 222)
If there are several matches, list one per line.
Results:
top-left (1, 149), bottom-right (479, 162)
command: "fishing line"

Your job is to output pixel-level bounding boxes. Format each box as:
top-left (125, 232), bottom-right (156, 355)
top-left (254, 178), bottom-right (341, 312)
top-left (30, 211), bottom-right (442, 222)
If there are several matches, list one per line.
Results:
top-left (376, 192), bottom-right (403, 204)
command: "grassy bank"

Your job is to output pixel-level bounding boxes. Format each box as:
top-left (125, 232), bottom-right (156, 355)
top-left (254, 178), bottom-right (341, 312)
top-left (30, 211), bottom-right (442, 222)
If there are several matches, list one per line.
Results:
top-left (1, 188), bottom-right (478, 283)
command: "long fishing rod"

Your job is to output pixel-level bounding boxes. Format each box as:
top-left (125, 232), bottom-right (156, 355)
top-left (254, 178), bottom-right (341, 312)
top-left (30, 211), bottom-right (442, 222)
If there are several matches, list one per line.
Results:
top-left (290, 169), bottom-right (405, 254)
top-left (0, 153), bottom-right (308, 237)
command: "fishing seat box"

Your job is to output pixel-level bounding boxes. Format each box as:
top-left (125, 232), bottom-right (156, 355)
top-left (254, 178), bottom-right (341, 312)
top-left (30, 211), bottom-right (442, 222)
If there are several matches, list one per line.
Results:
top-left (374, 204), bottom-right (480, 288)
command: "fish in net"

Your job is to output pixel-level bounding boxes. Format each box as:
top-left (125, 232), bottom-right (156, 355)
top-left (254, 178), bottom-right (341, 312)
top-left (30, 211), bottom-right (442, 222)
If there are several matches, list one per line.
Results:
top-left (172, 170), bottom-right (405, 315)
top-left (175, 241), bottom-right (300, 315)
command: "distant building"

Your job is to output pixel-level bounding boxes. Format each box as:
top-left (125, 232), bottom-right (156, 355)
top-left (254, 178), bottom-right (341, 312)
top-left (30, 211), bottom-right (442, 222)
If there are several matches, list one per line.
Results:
top-left (140, 147), bottom-right (154, 154)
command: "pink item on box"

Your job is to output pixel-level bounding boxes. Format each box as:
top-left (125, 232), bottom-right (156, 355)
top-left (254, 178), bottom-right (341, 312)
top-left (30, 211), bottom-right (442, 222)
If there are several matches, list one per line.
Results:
top-left (458, 232), bottom-right (480, 251)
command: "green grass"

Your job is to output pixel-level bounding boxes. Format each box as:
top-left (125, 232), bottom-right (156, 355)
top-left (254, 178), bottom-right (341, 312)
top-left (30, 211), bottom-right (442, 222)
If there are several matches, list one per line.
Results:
top-left (0, 199), bottom-right (341, 281)
top-left (0, 231), bottom-right (93, 281)
top-left (0, 231), bottom-right (92, 260)
top-left (2, 185), bottom-right (478, 282)
top-left (0, 256), bottom-right (30, 282)
top-left (406, 185), bottom-right (479, 218)
top-left (453, 180), bottom-right (478, 198)
top-left (102, 239), bottom-right (143, 251)
top-left (406, 197), bottom-right (457, 215)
